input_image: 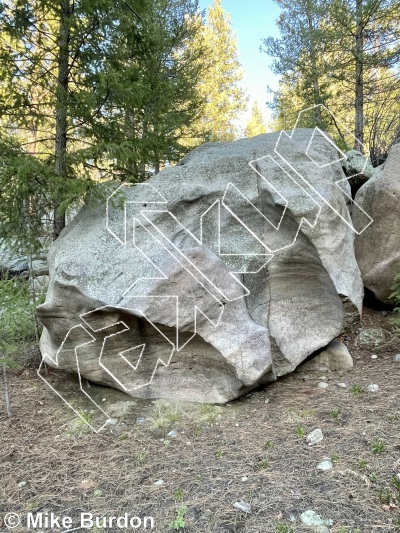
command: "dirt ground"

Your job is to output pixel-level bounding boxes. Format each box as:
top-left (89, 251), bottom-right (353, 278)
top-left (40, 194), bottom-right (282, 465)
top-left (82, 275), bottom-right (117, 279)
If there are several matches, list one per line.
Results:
top-left (0, 307), bottom-right (399, 533)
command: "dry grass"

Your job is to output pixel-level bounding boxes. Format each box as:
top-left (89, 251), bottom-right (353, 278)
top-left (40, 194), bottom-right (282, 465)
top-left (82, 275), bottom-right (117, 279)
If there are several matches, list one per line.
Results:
top-left (0, 307), bottom-right (399, 532)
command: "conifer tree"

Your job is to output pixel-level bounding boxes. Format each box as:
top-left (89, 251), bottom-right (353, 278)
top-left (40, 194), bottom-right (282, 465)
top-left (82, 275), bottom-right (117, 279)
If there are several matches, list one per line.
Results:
top-left (0, 0), bottom-right (206, 245)
top-left (245, 101), bottom-right (267, 137)
top-left (188, 0), bottom-right (248, 143)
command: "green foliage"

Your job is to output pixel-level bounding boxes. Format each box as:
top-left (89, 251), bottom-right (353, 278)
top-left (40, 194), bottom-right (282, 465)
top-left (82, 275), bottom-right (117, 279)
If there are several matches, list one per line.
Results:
top-left (370, 437), bottom-right (387, 455)
top-left (169, 504), bottom-right (187, 530)
top-left (66, 409), bottom-right (94, 436)
top-left (174, 488), bottom-right (184, 502)
top-left (264, 439), bottom-right (275, 449)
top-left (257, 458), bottom-right (269, 470)
top-left (295, 426), bottom-right (305, 438)
top-left (0, 0), bottom-right (208, 243)
top-left (198, 403), bottom-right (221, 425)
top-left (357, 459), bottom-right (369, 470)
top-left (186, 0), bottom-right (248, 143)
top-left (392, 476), bottom-right (400, 492)
top-left (0, 277), bottom-right (37, 364)
top-left (351, 384), bottom-right (365, 396)
top-left (263, 0), bottom-right (400, 160)
top-left (245, 101), bottom-right (267, 138)
top-left (275, 522), bottom-right (294, 533)
top-left (135, 449), bottom-right (149, 465)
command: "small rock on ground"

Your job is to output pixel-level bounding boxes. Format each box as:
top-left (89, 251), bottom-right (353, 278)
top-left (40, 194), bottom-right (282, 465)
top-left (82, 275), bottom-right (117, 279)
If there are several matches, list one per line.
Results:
top-left (300, 510), bottom-right (333, 532)
top-left (356, 328), bottom-right (388, 345)
top-left (317, 460), bottom-right (333, 471)
top-left (306, 429), bottom-right (324, 446)
top-left (233, 501), bottom-right (251, 514)
top-left (394, 354), bottom-right (400, 362)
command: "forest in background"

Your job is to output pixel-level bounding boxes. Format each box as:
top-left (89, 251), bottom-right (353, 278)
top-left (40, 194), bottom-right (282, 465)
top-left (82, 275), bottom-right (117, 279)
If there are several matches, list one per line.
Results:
top-left (265, 0), bottom-right (400, 164)
top-left (0, 0), bottom-right (258, 248)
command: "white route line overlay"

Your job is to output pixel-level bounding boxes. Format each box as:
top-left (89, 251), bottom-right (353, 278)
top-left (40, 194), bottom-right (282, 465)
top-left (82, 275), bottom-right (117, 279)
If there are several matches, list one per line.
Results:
top-left (38, 105), bottom-right (374, 432)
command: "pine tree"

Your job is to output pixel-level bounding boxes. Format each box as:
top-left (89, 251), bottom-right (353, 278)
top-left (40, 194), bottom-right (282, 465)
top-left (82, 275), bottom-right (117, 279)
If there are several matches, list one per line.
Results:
top-left (263, 0), bottom-right (400, 158)
top-left (245, 101), bottom-right (267, 137)
top-left (262, 0), bottom-right (330, 127)
top-left (188, 0), bottom-right (248, 143)
top-left (0, 0), bottom-right (207, 246)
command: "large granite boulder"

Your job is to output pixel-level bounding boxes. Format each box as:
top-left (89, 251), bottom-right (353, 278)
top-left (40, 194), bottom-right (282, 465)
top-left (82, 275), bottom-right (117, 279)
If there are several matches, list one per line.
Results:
top-left (37, 129), bottom-right (364, 403)
top-left (353, 144), bottom-right (400, 304)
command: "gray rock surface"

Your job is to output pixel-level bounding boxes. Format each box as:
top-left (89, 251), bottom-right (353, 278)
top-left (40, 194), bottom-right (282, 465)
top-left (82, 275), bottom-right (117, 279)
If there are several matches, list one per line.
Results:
top-left (300, 510), bottom-right (332, 532)
top-left (297, 340), bottom-right (353, 373)
top-left (356, 328), bottom-right (388, 345)
top-left (37, 129), bottom-right (363, 403)
top-left (353, 144), bottom-right (400, 303)
top-left (317, 459), bottom-right (333, 471)
top-left (306, 428), bottom-right (324, 446)
top-left (0, 241), bottom-right (29, 275)
top-left (0, 241), bottom-right (49, 280)
top-left (342, 150), bottom-right (374, 179)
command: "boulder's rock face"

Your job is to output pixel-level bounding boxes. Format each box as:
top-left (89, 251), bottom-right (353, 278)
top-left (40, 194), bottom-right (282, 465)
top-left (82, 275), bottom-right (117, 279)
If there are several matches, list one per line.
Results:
top-left (354, 144), bottom-right (400, 304)
top-left (37, 129), bottom-right (363, 403)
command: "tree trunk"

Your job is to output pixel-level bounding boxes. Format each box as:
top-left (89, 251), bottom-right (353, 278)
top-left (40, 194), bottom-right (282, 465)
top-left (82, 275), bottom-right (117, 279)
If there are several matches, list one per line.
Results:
top-left (306, 2), bottom-right (322, 126)
top-left (54, 0), bottom-right (71, 239)
top-left (354, 0), bottom-right (364, 152)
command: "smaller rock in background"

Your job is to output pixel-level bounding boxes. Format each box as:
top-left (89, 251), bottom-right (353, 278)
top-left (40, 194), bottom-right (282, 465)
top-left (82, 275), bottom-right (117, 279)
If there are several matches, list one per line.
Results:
top-left (394, 354), bottom-right (400, 363)
top-left (356, 328), bottom-right (389, 346)
top-left (297, 340), bottom-right (353, 373)
top-left (342, 150), bottom-right (374, 196)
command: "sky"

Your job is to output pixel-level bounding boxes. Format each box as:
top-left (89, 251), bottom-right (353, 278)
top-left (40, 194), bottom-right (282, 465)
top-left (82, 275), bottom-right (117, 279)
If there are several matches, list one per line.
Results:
top-left (197, 0), bottom-right (282, 129)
